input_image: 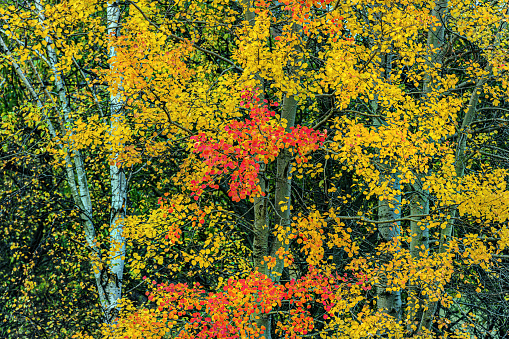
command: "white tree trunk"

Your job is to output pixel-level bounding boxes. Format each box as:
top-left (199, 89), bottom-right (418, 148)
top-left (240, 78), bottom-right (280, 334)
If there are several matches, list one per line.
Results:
top-left (105, 0), bottom-right (127, 323)
top-left (376, 175), bottom-right (402, 320)
top-left (270, 94), bottom-right (297, 282)
top-left (406, 188), bottom-right (429, 334)
top-left (35, 1), bottom-right (110, 315)
top-left (371, 55), bottom-right (402, 321)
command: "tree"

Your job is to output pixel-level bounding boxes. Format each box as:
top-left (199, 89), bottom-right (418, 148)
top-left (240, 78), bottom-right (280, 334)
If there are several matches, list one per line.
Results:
top-left (1, 0), bottom-right (509, 338)
top-left (0, 0), bottom-right (136, 330)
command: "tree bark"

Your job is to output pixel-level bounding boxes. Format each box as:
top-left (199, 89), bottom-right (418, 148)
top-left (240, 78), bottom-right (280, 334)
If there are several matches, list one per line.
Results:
top-left (417, 15), bottom-right (507, 333)
top-left (270, 94), bottom-right (297, 283)
top-left (414, 0), bottom-right (447, 331)
top-left (239, 2), bottom-right (300, 337)
top-left (406, 189), bottom-right (430, 334)
top-left (0, 18), bottom-right (109, 317)
top-left (239, 1), bottom-right (272, 337)
top-left (376, 175), bottom-right (402, 321)
top-left (371, 54), bottom-right (402, 322)
top-left (105, 0), bottom-right (127, 323)
top-left (423, 0), bottom-right (447, 94)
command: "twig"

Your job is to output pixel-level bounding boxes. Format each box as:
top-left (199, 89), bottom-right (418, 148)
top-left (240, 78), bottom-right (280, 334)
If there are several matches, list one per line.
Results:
top-left (128, 1), bottom-right (243, 72)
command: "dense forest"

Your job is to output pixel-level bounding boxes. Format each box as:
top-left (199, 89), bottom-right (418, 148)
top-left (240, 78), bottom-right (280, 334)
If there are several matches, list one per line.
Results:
top-left (1, 0), bottom-right (509, 338)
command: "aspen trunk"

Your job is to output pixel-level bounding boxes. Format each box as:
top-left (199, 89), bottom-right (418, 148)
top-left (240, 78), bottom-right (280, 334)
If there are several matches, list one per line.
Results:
top-left (239, 0), bottom-right (268, 276)
top-left (414, 0), bottom-right (447, 331)
top-left (423, 0), bottom-right (447, 94)
top-left (270, 95), bottom-right (297, 283)
top-left (406, 189), bottom-right (429, 334)
top-left (17, 0), bottom-right (129, 324)
top-left (239, 1), bottom-right (272, 337)
top-left (252, 167), bottom-right (269, 277)
top-left (239, 3), bottom-right (300, 337)
top-left (0, 32), bottom-right (107, 302)
top-left (105, 0), bottom-right (127, 323)
top-left (417, 15), bottom-right (507, 332)
top-left (371, 54), bottom-right (402, 321)
top-left (419, 71), bottom-right (489, 333)
top-left (376, 176), bottom-right (402, 320)
top-left (27, 2), bottom-right (111, 318)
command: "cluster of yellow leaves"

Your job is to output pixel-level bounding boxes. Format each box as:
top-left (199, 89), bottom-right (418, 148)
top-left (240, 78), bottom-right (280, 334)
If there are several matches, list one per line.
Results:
top-left (4, 0), bottom-right (509, 337)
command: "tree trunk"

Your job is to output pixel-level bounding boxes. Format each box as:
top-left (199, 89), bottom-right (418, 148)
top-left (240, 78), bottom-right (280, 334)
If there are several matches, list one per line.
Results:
top-left (239, 2), bottom-right (272, 336)
top-left (414, 0), bottom-right (447, 331)
top-left (376, 175), bottom-right (402, 321)
top-left (423, 0), bottom-right (447, 94)
top-left (270, 94), bottom-right (297, 283)
top-left (417, 11), bottom-right (507, 332)
top-left (105, 0), bottom-right (127, 323)
top-left (406, 189), bottom-right (430, 334)
top-left (419, 71), bottom-right (489, 334)
top-left (239, 3), bottom-right (301, 337)
top-left (371, 54), bottom-right (402, 322)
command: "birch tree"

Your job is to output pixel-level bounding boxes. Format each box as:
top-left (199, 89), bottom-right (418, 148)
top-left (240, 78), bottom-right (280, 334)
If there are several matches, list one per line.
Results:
top-left (2, 0), bottom-right (509, 338)
top-left (0, 0), bottom-right (131, 324)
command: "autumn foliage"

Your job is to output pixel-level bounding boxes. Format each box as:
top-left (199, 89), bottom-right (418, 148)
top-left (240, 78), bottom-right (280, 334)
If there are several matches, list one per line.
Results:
top-left (1, 0), bottom-right (509, 338)
top-left (111, 269), bottom-right (370, 339)
top-left (190, 90), bottom-right (326, 201)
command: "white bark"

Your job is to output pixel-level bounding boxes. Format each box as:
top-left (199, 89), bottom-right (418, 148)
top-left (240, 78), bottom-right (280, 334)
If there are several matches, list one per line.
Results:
top-left (0, 21), bottom-right (107, 312)
top-left (371, 55), bottom-right (402, 321)
top-left (239, 2), bottom-right (272, 337)
top-left (413, 0), bottom-right (447, 331)
top-left (270, 94), bottom-right (297, 282)
top-left (376, 175), bottom-right (402, 320)
top-left (23, 1), bottom-right (128, 323)
top-left (37, 0), bottom-right (109, 314)
top-left (252, 167), bottom-right (269, 277)
top-left (406, 188), bottom-right (429, 334)
top-left (106, 0), bottom-right (127, 323)
top-left (419, 70), bottom-right (490, 333)
top-left (423, 0), bottom-right (447, 94)
top-left (418, 9), bottom-right (505, 332)
top-left (238, 3), bottom-right (301, 338)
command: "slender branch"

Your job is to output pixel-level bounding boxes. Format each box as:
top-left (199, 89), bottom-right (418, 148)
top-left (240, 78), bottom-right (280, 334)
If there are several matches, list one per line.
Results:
top-left (72, 56), bottom-right (105, 117)
top-left (313, 108), bottom-right (335, 130)
top-left (327, 214), bottom-right (430, 224)
top-left (471, 117), bottom-right (509, 125)
top-left (128, 1), bottom-right (243, 72)
top-left (477, 106), bottom-right (509, 113)
top-left (479, 151), bottom-right (508, 162)
top-left (146, 87), bottom-right (194, 135)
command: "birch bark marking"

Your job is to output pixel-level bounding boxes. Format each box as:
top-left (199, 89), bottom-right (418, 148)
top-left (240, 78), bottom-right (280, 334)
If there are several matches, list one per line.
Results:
top-left (1, 8), bottom-right (109, 316)
top-left (34, 0), bottom-right (110, 315)
top-left (106, 0), bottom-right (127, 323)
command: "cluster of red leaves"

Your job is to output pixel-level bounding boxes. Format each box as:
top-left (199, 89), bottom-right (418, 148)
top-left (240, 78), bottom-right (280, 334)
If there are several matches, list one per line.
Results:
top-left (190, 90), bottom-right (326, 202)
top-left (133, 268), bottom-right (371, 339)
top-left (273, 0), bottom-right (344, 36)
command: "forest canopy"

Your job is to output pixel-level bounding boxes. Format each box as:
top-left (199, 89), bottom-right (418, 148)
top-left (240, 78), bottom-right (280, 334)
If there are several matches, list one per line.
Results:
top-left (1, 0), bottom-right (509, 338)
